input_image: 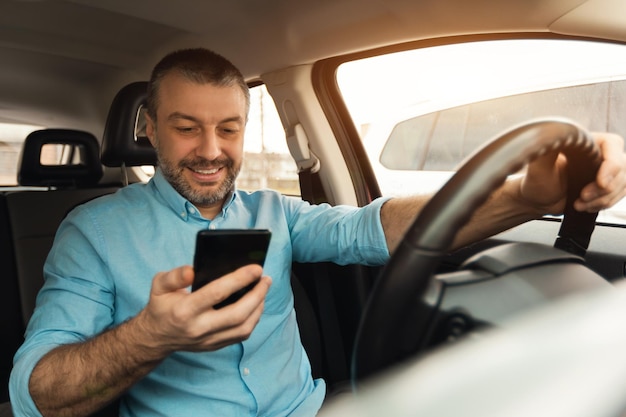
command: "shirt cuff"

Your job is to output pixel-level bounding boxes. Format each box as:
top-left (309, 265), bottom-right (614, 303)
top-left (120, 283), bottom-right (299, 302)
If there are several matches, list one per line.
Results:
top-left (9, 344), bottom-right (54, 417)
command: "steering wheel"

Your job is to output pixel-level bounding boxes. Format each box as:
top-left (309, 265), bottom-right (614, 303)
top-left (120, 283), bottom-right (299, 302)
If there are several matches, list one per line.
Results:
top-left (352, 118), bottom-right (603, 383)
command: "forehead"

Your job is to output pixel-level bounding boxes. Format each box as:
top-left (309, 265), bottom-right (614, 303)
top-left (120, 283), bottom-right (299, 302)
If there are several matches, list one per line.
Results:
top-left (156, 73), bottom-right (247, 121)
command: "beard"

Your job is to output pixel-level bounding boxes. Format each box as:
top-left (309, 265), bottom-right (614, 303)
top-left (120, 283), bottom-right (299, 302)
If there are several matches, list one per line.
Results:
top-left (157, 150), bottom-right (240, 208)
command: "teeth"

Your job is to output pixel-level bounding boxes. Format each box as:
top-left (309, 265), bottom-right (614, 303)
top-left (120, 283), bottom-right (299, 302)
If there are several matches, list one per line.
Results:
top-left (195, 168), bottom-right (219, 175)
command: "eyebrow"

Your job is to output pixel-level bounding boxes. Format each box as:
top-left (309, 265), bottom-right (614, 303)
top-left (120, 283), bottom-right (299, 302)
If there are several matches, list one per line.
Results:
top-left (166, 112), bottom-right (244, 125)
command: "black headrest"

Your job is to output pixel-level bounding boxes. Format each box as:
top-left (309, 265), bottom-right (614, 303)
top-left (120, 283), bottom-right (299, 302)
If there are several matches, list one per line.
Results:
top-left (18, 129), bottom-right (103, 187)
top-left (101, 81), bottom-right (157, 167)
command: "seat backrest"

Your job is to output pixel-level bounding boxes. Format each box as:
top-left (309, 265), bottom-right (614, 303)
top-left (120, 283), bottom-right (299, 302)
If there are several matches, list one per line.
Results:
top-left (0, 193), bottom-right (22, 404)
top-left (0, 129), bottom-right (118, 402)
top-left (8, 129), bottom-right (119, 323)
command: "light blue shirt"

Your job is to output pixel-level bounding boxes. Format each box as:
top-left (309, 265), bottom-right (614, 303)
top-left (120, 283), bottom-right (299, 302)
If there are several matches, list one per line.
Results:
top-left (10, 170), bottom-right (389, 416)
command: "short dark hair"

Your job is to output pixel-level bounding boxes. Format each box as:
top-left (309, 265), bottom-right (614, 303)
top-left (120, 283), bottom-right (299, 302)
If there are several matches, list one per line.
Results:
top-left (146, 48), bottom-right (250, 120)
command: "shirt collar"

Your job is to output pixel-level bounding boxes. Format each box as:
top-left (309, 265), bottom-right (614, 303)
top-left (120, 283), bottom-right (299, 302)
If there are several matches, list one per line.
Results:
top-left (151, 168), bottom-right (238, 221)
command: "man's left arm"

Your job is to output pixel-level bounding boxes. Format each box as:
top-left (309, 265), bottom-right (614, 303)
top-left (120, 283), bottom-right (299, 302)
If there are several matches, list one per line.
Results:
top-left (380, 132), bottom-right (626, 253)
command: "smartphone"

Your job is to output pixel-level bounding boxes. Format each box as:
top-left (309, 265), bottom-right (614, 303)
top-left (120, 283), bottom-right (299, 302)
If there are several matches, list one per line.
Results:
top-left (192, 229), bottom-right (271, 308)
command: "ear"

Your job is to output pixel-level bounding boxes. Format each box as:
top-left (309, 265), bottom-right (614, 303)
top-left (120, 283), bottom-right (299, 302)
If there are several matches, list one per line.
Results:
top-left (145, 112), bottom-right (157, 148)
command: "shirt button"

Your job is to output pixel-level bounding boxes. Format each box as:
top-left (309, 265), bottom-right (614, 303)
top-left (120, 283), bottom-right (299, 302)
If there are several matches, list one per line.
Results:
top-left (189, 207), bottom-right (196, 214)
top-left (243, 368), bottom-right (250, 376)
top-left (209, 224), bottom-right (216, 230)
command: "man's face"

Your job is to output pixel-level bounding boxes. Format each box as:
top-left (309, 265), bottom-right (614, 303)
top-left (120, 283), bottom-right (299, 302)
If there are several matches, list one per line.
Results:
top-left (146, 73), bottom-right (247, 217)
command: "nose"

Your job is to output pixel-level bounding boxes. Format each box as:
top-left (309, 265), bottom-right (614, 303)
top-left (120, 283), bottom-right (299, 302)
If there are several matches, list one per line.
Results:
top-left (196, 128), bottom-right (221, 160)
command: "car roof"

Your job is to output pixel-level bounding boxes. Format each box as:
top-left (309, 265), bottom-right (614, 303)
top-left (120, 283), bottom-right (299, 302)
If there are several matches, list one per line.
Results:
top-left (1, 0), bottom-right (625, 132)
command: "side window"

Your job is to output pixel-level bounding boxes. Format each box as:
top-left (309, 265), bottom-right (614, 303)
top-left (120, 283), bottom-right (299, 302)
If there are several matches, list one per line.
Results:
top-left (238, 84), bottom-right (299, 196)
top-left (336, 39), bottom-right (626, 224)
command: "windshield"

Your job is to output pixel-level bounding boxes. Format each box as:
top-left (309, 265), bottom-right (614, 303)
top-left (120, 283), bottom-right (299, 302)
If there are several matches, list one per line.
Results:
top-left (336, 38), bottom-right (626, 225)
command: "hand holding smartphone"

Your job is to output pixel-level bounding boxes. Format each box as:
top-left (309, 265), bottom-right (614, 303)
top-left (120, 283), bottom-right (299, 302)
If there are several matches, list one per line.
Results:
top-left (192, 229), bottom-right (271, 309)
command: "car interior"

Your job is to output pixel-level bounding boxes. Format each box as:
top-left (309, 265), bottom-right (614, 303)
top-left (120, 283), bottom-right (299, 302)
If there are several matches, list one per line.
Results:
top-left (2, 0), bottom-right (626, 416)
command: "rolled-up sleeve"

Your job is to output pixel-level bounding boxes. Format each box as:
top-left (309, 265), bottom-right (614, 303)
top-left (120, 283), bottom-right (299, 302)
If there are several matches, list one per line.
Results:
top-left (287, 196), bottom-right (391, 265)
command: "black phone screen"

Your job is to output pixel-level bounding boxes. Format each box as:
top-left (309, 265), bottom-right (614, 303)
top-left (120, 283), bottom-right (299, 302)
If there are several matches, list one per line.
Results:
top-left (192, 229), bottom-right (271, 308)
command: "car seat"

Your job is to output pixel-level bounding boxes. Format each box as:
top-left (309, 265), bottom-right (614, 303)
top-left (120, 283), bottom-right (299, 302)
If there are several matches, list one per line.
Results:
top-left (0, 128), bottom-right (118, 407)
top-left (99, 80), bottom-right (327, 389)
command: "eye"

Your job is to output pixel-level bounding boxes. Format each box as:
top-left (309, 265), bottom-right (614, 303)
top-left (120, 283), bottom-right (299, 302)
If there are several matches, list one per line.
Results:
top-left (175, 126), bottom-right (197, 135)
top-left (219, 125), bottom-right (241, 137)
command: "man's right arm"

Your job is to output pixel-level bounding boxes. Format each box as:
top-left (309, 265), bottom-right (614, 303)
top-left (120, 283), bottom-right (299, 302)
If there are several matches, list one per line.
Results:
top-left (28, 313), bottom-right (165, 417)
top-left (26, 265), bottom-right (270, 417)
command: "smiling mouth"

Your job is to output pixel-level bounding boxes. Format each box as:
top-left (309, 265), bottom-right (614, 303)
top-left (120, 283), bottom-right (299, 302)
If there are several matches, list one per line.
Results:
top-left (187, 166), bottom-right (224, 183)
top-left (192, 167), bottom-right (220, 175)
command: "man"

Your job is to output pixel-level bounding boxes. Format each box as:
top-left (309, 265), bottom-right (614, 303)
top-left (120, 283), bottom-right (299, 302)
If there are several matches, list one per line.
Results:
top-left (10, 48), bottom-right (626, 417)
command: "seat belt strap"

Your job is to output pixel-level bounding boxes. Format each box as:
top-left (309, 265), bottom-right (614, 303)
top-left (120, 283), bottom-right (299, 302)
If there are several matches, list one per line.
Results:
top-left (298, 167), bottom-right (349, 384)
top-left (289, 121), bottom-right (349, 383)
